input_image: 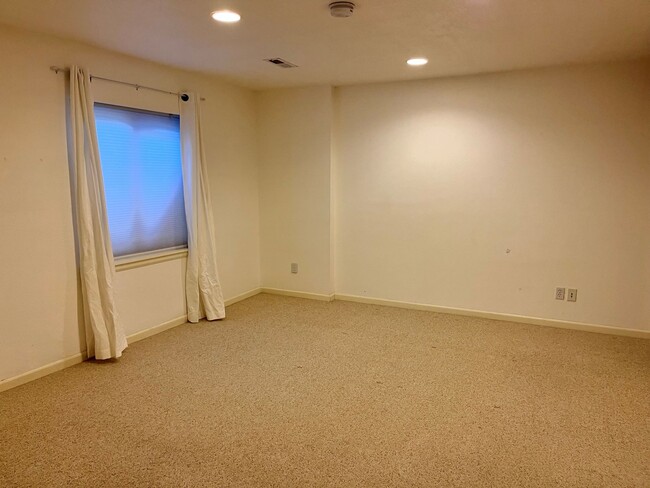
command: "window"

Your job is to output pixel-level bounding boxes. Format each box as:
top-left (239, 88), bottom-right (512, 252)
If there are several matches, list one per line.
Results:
top-left (94, 103), bottom-right (187, 258)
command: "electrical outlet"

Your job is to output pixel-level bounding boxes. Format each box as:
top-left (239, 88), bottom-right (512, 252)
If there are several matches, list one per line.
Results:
top-left (567, 288), bottom-right (577, 302)
top-left (291, 263), bottom-right (298, 274)
top-left (555, 287), bottom-right (565, 300)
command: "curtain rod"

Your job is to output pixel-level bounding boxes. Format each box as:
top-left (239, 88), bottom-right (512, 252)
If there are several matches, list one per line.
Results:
top-left (50, 66), bottom-right (191, 100)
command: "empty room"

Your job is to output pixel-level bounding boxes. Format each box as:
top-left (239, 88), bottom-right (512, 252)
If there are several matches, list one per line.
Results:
top-left (1, 1), bottom-right (649, 486)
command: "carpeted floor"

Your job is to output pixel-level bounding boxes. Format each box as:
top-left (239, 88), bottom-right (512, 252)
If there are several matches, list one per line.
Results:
top-left (1, 294), bottom-right (649, 487)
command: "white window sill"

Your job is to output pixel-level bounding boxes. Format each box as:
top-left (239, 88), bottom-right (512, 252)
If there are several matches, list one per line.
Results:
top-left (115, 248), bottom-right (188, 272)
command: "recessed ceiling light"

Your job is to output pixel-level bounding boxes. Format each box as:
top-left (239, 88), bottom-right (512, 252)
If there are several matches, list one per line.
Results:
top-left (211, 10), bottom-right (241, 23)
top-left (407, 57), bottom-right (428, 66)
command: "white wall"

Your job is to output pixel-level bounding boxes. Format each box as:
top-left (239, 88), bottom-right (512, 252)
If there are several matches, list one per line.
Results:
top-left (0, 25), bottom-right (261, 381)
top-left (256, 61), bottom-right (649, 332)
top-left (257, 86), bottom-right (334, 295)
top-left (334, 61), bottom-right (650, 331)
top-left (114, 259), bottom-right (187, 336)
top-left (1, 22), bottom-right (648, 385)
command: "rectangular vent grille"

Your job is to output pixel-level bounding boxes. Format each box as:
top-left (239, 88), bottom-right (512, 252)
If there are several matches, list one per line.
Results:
top-left (265, 58), bottom-right (298, 68)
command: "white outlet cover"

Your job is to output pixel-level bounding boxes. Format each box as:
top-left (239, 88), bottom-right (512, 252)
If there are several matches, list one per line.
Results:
top-left (555, 287), bottom-right (565, 300)
top-left (567, 288), bottom-right (577, 302)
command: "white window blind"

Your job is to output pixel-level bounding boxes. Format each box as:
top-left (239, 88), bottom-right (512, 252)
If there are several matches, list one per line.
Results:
top-left (94, 103), bottom-right (188, 258)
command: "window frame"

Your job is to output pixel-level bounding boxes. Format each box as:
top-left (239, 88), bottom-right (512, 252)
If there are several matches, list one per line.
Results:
top-left (115, 247), bottom-right (188, 272)
top-left (93, 102), bottom-right (189, 270)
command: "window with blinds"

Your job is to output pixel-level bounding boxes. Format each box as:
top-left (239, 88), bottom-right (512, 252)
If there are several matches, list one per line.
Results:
top-left (94, 103), bottom-right (188, 258)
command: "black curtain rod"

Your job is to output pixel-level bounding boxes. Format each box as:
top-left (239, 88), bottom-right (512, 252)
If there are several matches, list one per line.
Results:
top-left (50, 66), bottom-right (192, 101)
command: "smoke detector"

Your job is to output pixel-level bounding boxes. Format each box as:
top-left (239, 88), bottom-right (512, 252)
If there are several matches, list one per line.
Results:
top-left (329, 1), bottom-right (355, 18)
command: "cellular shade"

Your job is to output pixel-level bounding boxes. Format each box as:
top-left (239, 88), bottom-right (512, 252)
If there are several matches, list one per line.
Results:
top-left (94, 103), bottom-right (188, 257)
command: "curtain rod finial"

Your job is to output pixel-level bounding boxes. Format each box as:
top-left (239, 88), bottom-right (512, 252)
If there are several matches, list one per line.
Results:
top-left (50, 66), bottom-right (70, 74)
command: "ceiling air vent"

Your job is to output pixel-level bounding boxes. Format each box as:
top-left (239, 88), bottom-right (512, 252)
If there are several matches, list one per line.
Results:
top-left (265, 58), bottom-right (298, 69)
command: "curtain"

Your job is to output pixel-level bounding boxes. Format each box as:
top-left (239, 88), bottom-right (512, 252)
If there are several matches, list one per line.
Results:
top-left (70, 66), bottom-right (128, 359)
top-left (179, 93), bottom-right (225, 322)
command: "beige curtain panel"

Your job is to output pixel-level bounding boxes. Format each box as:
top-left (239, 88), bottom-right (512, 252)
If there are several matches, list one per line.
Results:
top-left (179, 93), bottom-right (225, 322)
top-left (69, 66), bottom-right (128, 359)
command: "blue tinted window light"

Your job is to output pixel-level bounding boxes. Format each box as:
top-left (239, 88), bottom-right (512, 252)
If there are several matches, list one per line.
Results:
top-left (94, 104), bottom-right (187, 257)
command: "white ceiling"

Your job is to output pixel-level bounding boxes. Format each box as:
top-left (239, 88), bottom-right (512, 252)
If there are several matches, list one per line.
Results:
top-left (0, 0), bottom-right (649, 89)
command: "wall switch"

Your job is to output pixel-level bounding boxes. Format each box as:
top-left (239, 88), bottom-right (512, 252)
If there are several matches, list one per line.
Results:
top-left (291, 263), bottom-right (298, 274)
top-left (567, 288), bottom-right (577, 302)
top-left (555, 287), bottom-right (565, 300)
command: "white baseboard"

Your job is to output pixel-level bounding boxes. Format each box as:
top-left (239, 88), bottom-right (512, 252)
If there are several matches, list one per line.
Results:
top-left (0, 315), bottom-right (189, 394)
top-left (126, 315), bottom-right (188, 344)
top-left (125, 289), bottom-right (264, 342)
top-left (225, 287), bottom-right (262, 306)
top-left (4, 288), bottom-right (645, 394)
top-left (261, 287), bottom-right (335, 302)
top-left (0, 351), bottom-right (87, 393)
top-left (335, 293), bottom-right (650, 339)
top-left (0, 289), bottom-right (265, 394)
top-left (258, 287), bottom-right (648, 338)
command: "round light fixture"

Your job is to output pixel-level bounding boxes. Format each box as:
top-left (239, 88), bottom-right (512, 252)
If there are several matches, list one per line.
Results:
top-left (407, 57), bottom-right (428, 66)
top-left (211, 10), bottom-right (241, 23)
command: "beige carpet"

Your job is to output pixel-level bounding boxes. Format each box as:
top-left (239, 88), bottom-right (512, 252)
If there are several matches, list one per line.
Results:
top-left (1, 294), bottom-right (649, 487)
